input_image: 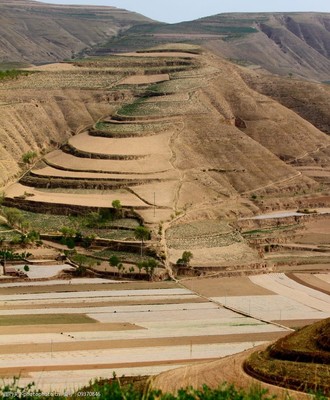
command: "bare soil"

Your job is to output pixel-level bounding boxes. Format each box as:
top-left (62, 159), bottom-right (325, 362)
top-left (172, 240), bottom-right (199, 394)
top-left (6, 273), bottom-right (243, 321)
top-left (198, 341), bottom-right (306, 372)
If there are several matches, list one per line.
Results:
top-left (180, 277), bottom-right (275, 297)
top-left (0, 322), bottom-right (144, 335)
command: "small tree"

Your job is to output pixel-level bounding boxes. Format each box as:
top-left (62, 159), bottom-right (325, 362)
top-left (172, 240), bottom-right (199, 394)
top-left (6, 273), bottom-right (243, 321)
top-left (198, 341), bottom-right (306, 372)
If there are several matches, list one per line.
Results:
top-left (176, 251), bottom-right (193, 267)
top-left (137, 258), bottom-right (157, 280)
top-left (134, 226), bottom-right (151, 257)
top-left (112, 199), bottom-right (122, 219)
top-left (109, 255), bottom-right (120, 268)
top-left (23, 265), bottom-right (29, 272)
top-left (22, 151), bottom-right (37, 165)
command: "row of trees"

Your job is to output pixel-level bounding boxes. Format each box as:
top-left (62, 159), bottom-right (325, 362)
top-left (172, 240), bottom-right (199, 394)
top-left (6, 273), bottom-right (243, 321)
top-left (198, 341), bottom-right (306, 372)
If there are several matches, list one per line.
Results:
top-left (109, 254), bottom-right (157, 279)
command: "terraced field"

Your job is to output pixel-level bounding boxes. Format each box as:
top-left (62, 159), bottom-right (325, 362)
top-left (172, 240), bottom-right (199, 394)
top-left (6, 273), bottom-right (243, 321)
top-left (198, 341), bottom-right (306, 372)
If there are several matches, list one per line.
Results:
top-left (4, 49), bottom-right (202, 226)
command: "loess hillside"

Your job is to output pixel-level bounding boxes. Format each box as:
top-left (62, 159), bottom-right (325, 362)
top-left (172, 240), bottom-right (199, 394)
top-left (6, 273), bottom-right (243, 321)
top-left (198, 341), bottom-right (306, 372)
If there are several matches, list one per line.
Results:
top-left (2, 45), bottom-right (330, 267)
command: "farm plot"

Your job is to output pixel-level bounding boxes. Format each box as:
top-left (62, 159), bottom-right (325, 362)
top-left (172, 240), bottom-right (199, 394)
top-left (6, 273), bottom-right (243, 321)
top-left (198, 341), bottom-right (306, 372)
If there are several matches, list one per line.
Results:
top-left (0, 280), bottom-right (288, 393)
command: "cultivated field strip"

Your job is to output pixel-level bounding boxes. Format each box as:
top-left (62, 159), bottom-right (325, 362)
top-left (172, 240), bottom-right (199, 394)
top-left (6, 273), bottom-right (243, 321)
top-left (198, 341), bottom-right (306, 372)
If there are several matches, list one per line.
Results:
top-left (211, 295), bottom-right (329, 321)
top-left (250, 273), bottom-right (330, 312)
top-left (44, 150), bottom-right (174, 173)
top-left (0, 288), bottom-right (192, 302)
top-left (3, 343), bottom-right (268, 368)
top-left (29, 166), bottom-right (177, 181)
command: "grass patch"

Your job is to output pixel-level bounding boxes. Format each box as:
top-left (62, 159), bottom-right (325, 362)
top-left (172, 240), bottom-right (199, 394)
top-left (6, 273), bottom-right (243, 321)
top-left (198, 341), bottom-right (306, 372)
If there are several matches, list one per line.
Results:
top-left (0, 69), bottom-right (31, 81)
top-left (93, 249), bottom-right (151, 263)
top-left (93, 121), bottom-right (172, 135)
top-left (0, 314), bottom-right (96, 326)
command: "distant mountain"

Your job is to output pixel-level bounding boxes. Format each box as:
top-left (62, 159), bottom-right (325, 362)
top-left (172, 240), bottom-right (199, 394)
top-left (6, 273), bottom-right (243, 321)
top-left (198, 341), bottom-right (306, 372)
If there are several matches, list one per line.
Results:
top-left (91, 12), bottom-right (330, 81)
top-left (0, 0), bottom-right (152, 64)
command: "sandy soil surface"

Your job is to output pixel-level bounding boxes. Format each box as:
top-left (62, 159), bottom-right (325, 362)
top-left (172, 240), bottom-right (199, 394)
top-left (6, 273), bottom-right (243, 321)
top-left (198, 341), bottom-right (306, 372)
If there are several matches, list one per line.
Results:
top-left (318, 273), bottom-right (330, 283)
top-left (69, 132), bottom-right (172, 156)
top-left (119, 74), bottom-right (169, 85)
top-left (181, 277), bottom-right (275, 297)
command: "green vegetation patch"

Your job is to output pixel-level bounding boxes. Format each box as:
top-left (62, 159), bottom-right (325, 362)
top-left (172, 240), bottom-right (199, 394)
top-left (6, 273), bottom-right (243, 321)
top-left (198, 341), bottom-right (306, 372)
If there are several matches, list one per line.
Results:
top-left (0, 208), bottom-right (139, 241)
top-left (93, 249), bottom-right (152, 264)
top-left (242, 224), bottom-right (300, 237)
top-left (0, 314), bottom-right (96, 326)
top-left (0, 69), bottom-right (32, 81)
top-left (93, 120), bottom-right (173, 136)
